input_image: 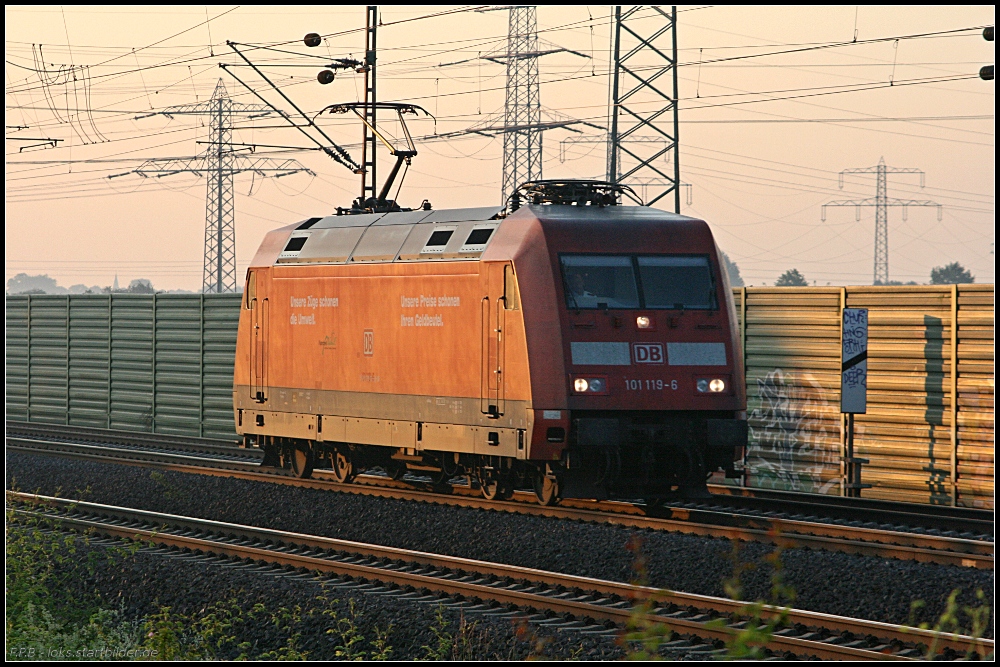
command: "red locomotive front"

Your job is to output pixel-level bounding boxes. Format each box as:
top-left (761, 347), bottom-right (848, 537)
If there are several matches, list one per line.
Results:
top-left (497, 200), bottom-right (747, 499)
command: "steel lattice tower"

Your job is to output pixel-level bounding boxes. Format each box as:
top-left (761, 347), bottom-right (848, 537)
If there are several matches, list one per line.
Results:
top-left (204, 81), bottom-right (237, 294)
top-left (124, 80), bottom-right (314, 293)
top-left (502, 6), bottom-right (543, 203)
top-left (822, 157), bottom-right (942, 285)
top-left (607, 6), bottom-right (680, 211)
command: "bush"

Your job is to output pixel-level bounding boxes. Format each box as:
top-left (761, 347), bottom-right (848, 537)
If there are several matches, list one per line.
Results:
top-left (5, 496), bottom-right (143, 660)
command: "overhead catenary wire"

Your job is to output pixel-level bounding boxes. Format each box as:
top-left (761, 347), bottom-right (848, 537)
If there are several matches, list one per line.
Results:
top-left (6, 7), bottom-right (993, 290)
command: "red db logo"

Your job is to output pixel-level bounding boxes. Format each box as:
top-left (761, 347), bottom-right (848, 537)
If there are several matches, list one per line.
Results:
top-left (633, 343), bottom-right (664, 364)
top-left (363, 329), bottom-right (374, 356)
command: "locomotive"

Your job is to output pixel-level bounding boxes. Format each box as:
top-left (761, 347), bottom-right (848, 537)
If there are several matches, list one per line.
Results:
top-left (234, 180), bottom-right (747, 504)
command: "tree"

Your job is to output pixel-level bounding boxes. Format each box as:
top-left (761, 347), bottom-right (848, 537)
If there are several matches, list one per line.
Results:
top-left (126, 278), bottom-right (156, 294)
top-left (6, 273), bottom-right (63, 295)
top-left (775, 269), bottom-right (808, 287)
top-left (720, 251), bottom-right (744, 287)
top-left (930, 262), bottom-right (974, 285)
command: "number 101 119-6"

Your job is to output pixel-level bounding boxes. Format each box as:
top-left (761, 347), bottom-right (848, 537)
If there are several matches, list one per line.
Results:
top-left (624, 378), bottom-right (678, 391)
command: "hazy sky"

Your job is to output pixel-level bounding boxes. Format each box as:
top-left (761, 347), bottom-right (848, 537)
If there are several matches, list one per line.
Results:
top-left (5, 5), bottom-right (995, 291)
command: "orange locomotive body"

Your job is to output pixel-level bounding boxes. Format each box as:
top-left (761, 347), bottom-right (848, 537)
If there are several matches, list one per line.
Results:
top-left (235, 200), bottom-right (747, 503)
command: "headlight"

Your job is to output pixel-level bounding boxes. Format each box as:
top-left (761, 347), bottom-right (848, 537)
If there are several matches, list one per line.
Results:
top-left (697, 378), bottom-right (727, 393)
top-left (636, 315), bottom-right (651, 329)
top-left (573, 377), bottom-right (608, 394)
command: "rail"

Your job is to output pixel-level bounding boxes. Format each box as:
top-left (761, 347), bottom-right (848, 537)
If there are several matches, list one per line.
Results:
top-left (9, 493), bottom-right (992, 660)
top-left (7, 425), bottom-right (992, 570)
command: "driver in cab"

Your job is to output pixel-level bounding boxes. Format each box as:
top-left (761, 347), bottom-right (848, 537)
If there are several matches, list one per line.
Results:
top-left (567, 272), bottom-right (600, 308)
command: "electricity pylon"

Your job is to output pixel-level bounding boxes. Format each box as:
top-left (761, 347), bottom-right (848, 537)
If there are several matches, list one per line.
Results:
top-left (435, 7), bottom-right (595, 204)
top-left (822, 157), bottom-right (942, 285)
top-left (607, 5), bottom-right (680, 211)
top-left (500, 6), bottom-right (543, 203)
top-left (121, 79), bottom-right (314, 293)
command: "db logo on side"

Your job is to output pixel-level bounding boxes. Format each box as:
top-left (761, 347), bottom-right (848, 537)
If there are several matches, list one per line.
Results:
top-left (633, 343), bottom-right (664, 364)
top-left (363, 329), bottom-right (374, 356)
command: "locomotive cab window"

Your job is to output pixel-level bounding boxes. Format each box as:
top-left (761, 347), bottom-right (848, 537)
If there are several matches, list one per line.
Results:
top-left (559, 254), bottom-right (717, 310)
top-left (560, 255), bottom-right (640, 309)
top-left (638, 256), bottom-right (716, 310)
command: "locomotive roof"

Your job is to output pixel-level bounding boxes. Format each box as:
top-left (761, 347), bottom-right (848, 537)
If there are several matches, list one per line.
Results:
top-left (253, 204), bottom-right (700, 268)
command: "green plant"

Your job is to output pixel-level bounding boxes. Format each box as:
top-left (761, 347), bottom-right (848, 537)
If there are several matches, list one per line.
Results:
top-left (138, 597), bottom-right (313, 660)
top-left (329, 599), bottom-right (366, 660)
top-left (319, 594), bottom-right (393, 660)
top-left (617, 535), bottom-right (672, 660)
top-left (909, 589), bottom-right (994, 660)
top-left (616, 536), bottom-right (799, 661)
top-left (421, 604), bottom-right (487, 660)
top-left (259, 602), bottom-right (309, 661)
top-left (5, 494), bottom-right (144, 660)
top-left (713, 540), bottom-right (794, 660)
top-left (368, 623), bottom-right (394, 661)
top-left (149, 471), bottom-right (186, 501)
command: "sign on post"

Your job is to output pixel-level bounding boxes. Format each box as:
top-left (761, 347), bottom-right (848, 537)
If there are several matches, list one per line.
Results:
top-left (841, 308), bottom-right (868, 413)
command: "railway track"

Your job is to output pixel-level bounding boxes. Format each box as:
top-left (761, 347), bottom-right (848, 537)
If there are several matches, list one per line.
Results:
top-left (6, 422), bottom-right (993, 569)
top-left (8, 492), bottom-right (992, 660)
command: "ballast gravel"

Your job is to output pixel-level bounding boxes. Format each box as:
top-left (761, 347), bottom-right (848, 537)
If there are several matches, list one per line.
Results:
top-left (8, 451), bottom-right (994, 637)
top-left (45, 539), bottom-right (625, 660)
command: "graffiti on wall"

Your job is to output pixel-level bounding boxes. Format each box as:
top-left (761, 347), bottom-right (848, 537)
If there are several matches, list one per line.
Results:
top-left (747, 368), bottom-right (841, 494)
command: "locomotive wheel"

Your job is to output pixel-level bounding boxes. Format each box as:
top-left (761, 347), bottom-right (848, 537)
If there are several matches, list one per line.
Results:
top-left (479, 474), bottom-right (501, 501)
top-left (480, 473), bottom-right (514, 501)
top-left (287, 446), bottom-right (314, 479)
top-left (533, 474), bottom-right (559, 506)
top-left (331, 446), bottom-right (355, 484)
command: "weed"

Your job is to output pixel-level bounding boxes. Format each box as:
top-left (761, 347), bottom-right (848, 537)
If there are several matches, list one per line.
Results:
top-left (709, 539), bottom-right (794, 660)
top-left (5, 493), bottom-right (143, 659)
top-left (616, 536), bottom-right (798, 660)
top-left (616, 535), bottom-right (673, 660)
top-left (422, 604), bottom-right (490, 660)
top-left (148, 471), bottom-right (186, 502)
top-left (909, 589), bottom-right (993, 660)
